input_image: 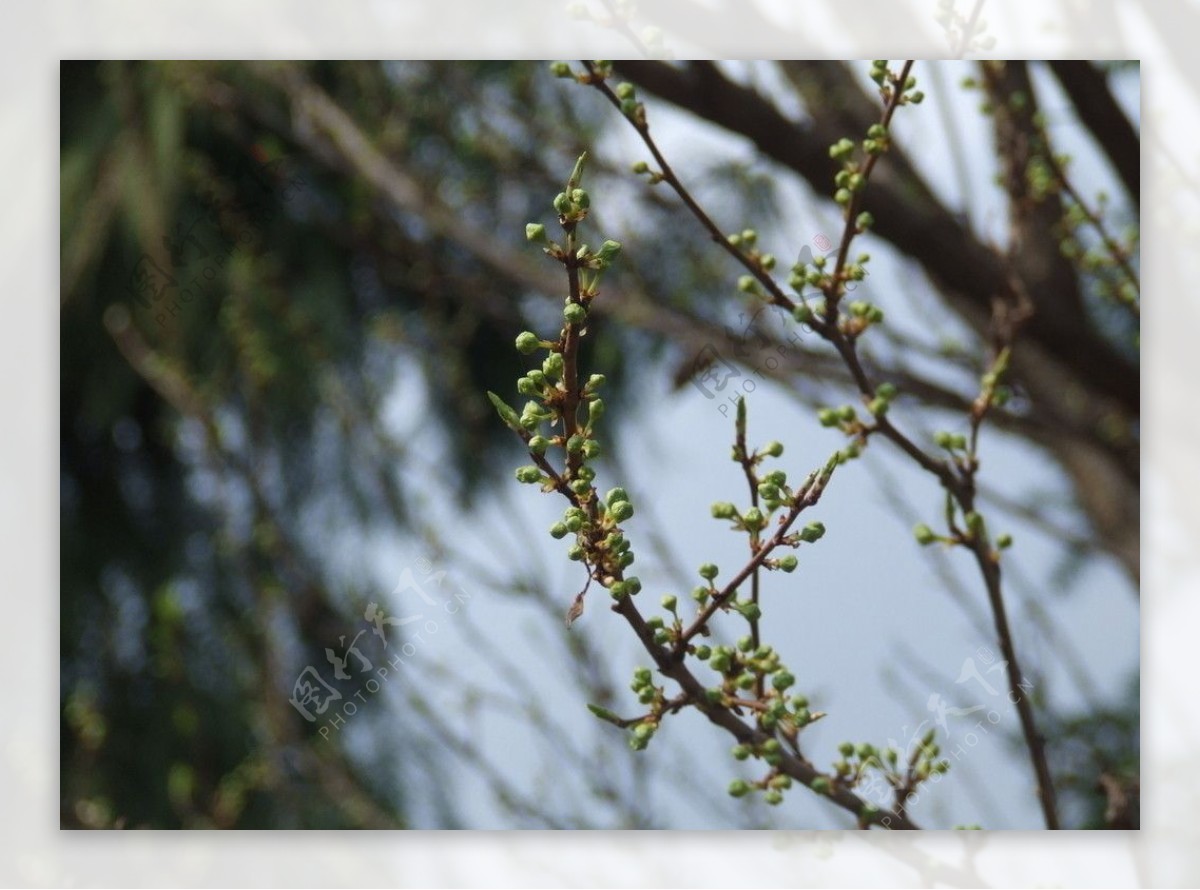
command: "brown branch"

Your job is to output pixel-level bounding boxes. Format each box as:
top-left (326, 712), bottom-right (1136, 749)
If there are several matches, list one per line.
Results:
top-left (586, 59), bottom-right (1061, 829)
top-left (1047, 61), bottom-right (1139, 200)
top-left (614, 59), bottom-right (1138, 416)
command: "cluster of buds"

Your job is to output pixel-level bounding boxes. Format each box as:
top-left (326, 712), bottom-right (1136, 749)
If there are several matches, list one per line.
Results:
top-left (828, 728), bottom-right (950, 806)
top-left (489, 152), bottom-right (638, 621)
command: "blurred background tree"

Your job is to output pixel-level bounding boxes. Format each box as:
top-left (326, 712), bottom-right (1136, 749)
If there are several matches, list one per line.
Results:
top-left (60, 60), bottom-right (1137, 829)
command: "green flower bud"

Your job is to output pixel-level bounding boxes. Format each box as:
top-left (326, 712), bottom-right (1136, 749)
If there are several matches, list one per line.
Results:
top-left (835, 188), bottom-right (853, 206)
top-left (800, 521), bottom-right (825, 542)
top-left (528, 435), bottom-right (550, 454)
top-left (838, 741), bottom-right (855, 757)
top-left (764, 789), bottom-right (783, 806)
top-left (737, 275), bottom-right (758, 294)
top-left (610, 499), bottom-right (634, 522)
top-left (549, 522), bottom-right (569, 539)
top-left (569, 478), bottom-right (591, 495)
top-left (764, 470), bottom-right (787, 487)
top-left (772, 671), bottom-right (795, 691)
top-left (553, 192), bottom-right (571, 214)
top-left (661, 594), bottom-right (677, 612)
top-left (542, 352), bottom-right (564, 380)
top-left (525, 222), bottom-right (548, 243)
top-left (564, 302), bottom-right (587, 325)
top-left (515, 465), bottom-right (542, 484)
top-left (743, 507), bottom-right (765, 531)
top-left (996, 533), bottom-right (1013, 549)
top-left (615, 81), bottom-right (636, 100)
top-left (606, 487), bottom-right (629, 506)
top-left (777, 554), bottom-right (798, 572)
top-left (609, 580), bottom-right (628, 599)
top-left (564, 514), bottom-right (583, 533)
top-left (582, 440), bottom-right (601, 460)
top-left (631, 160), bottom-right (649, 174)
top-left (763, 440), bottom-right (784, 458)
top-left (829, 137), bottom-right (855, 160)
top-left (566, 434), bottom-right (586, 453)
top-left (868, 397), bottom-right (889, 416)
top-left (549, 61), bottom-right (573, 78)
top-left (965, 512), bottom-right (985, 536)
top-left (711, 501), bottom-right (738, 520)
top-left (741, 228), bottom-right (757, 245)
top-left (817, 408), bottom-right (840, 427)
top-left (694, 644), bottom-right (712, 660)
top-left (699, 563), bottom-right (719, 581)
top-left (909, 90), bottom-right (925, 104)
top-left (646, 615), bottom-right (664, 630)
top-left (728, 779), bottom-right (751, 798)
top-left (571, 188), bottom-right (590, 209)
top-left (914, 523), bottom-right (937, 546)
top-left (518, 408), bottom-right (541, 432)
top-left (735, 672), bottom-right (756, 690)
top-left (838, 405), bottom-right (857, 423)
top-left (567, 544), bottom-right (585, 561)
top-left (709, 650), bottom-right (732, 673)
top-left (731, 744), bottom-right (751, 761)
top-left (810, 776), bottom-right (831, 795)
top-left (793, 303), bottom-right (814, 324)
top-left (596, 239), bottom-right (622, 267)
top-left (856, 211), bottom-right (875, 230)
top-left (516, 376), bottom-right (538, 396)
top-left (625, 576), bottom-right (642, 595)
top-left (934, 430), bottom-right (955, 450)
top-left (585, 373), bottom-right (606, 391)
